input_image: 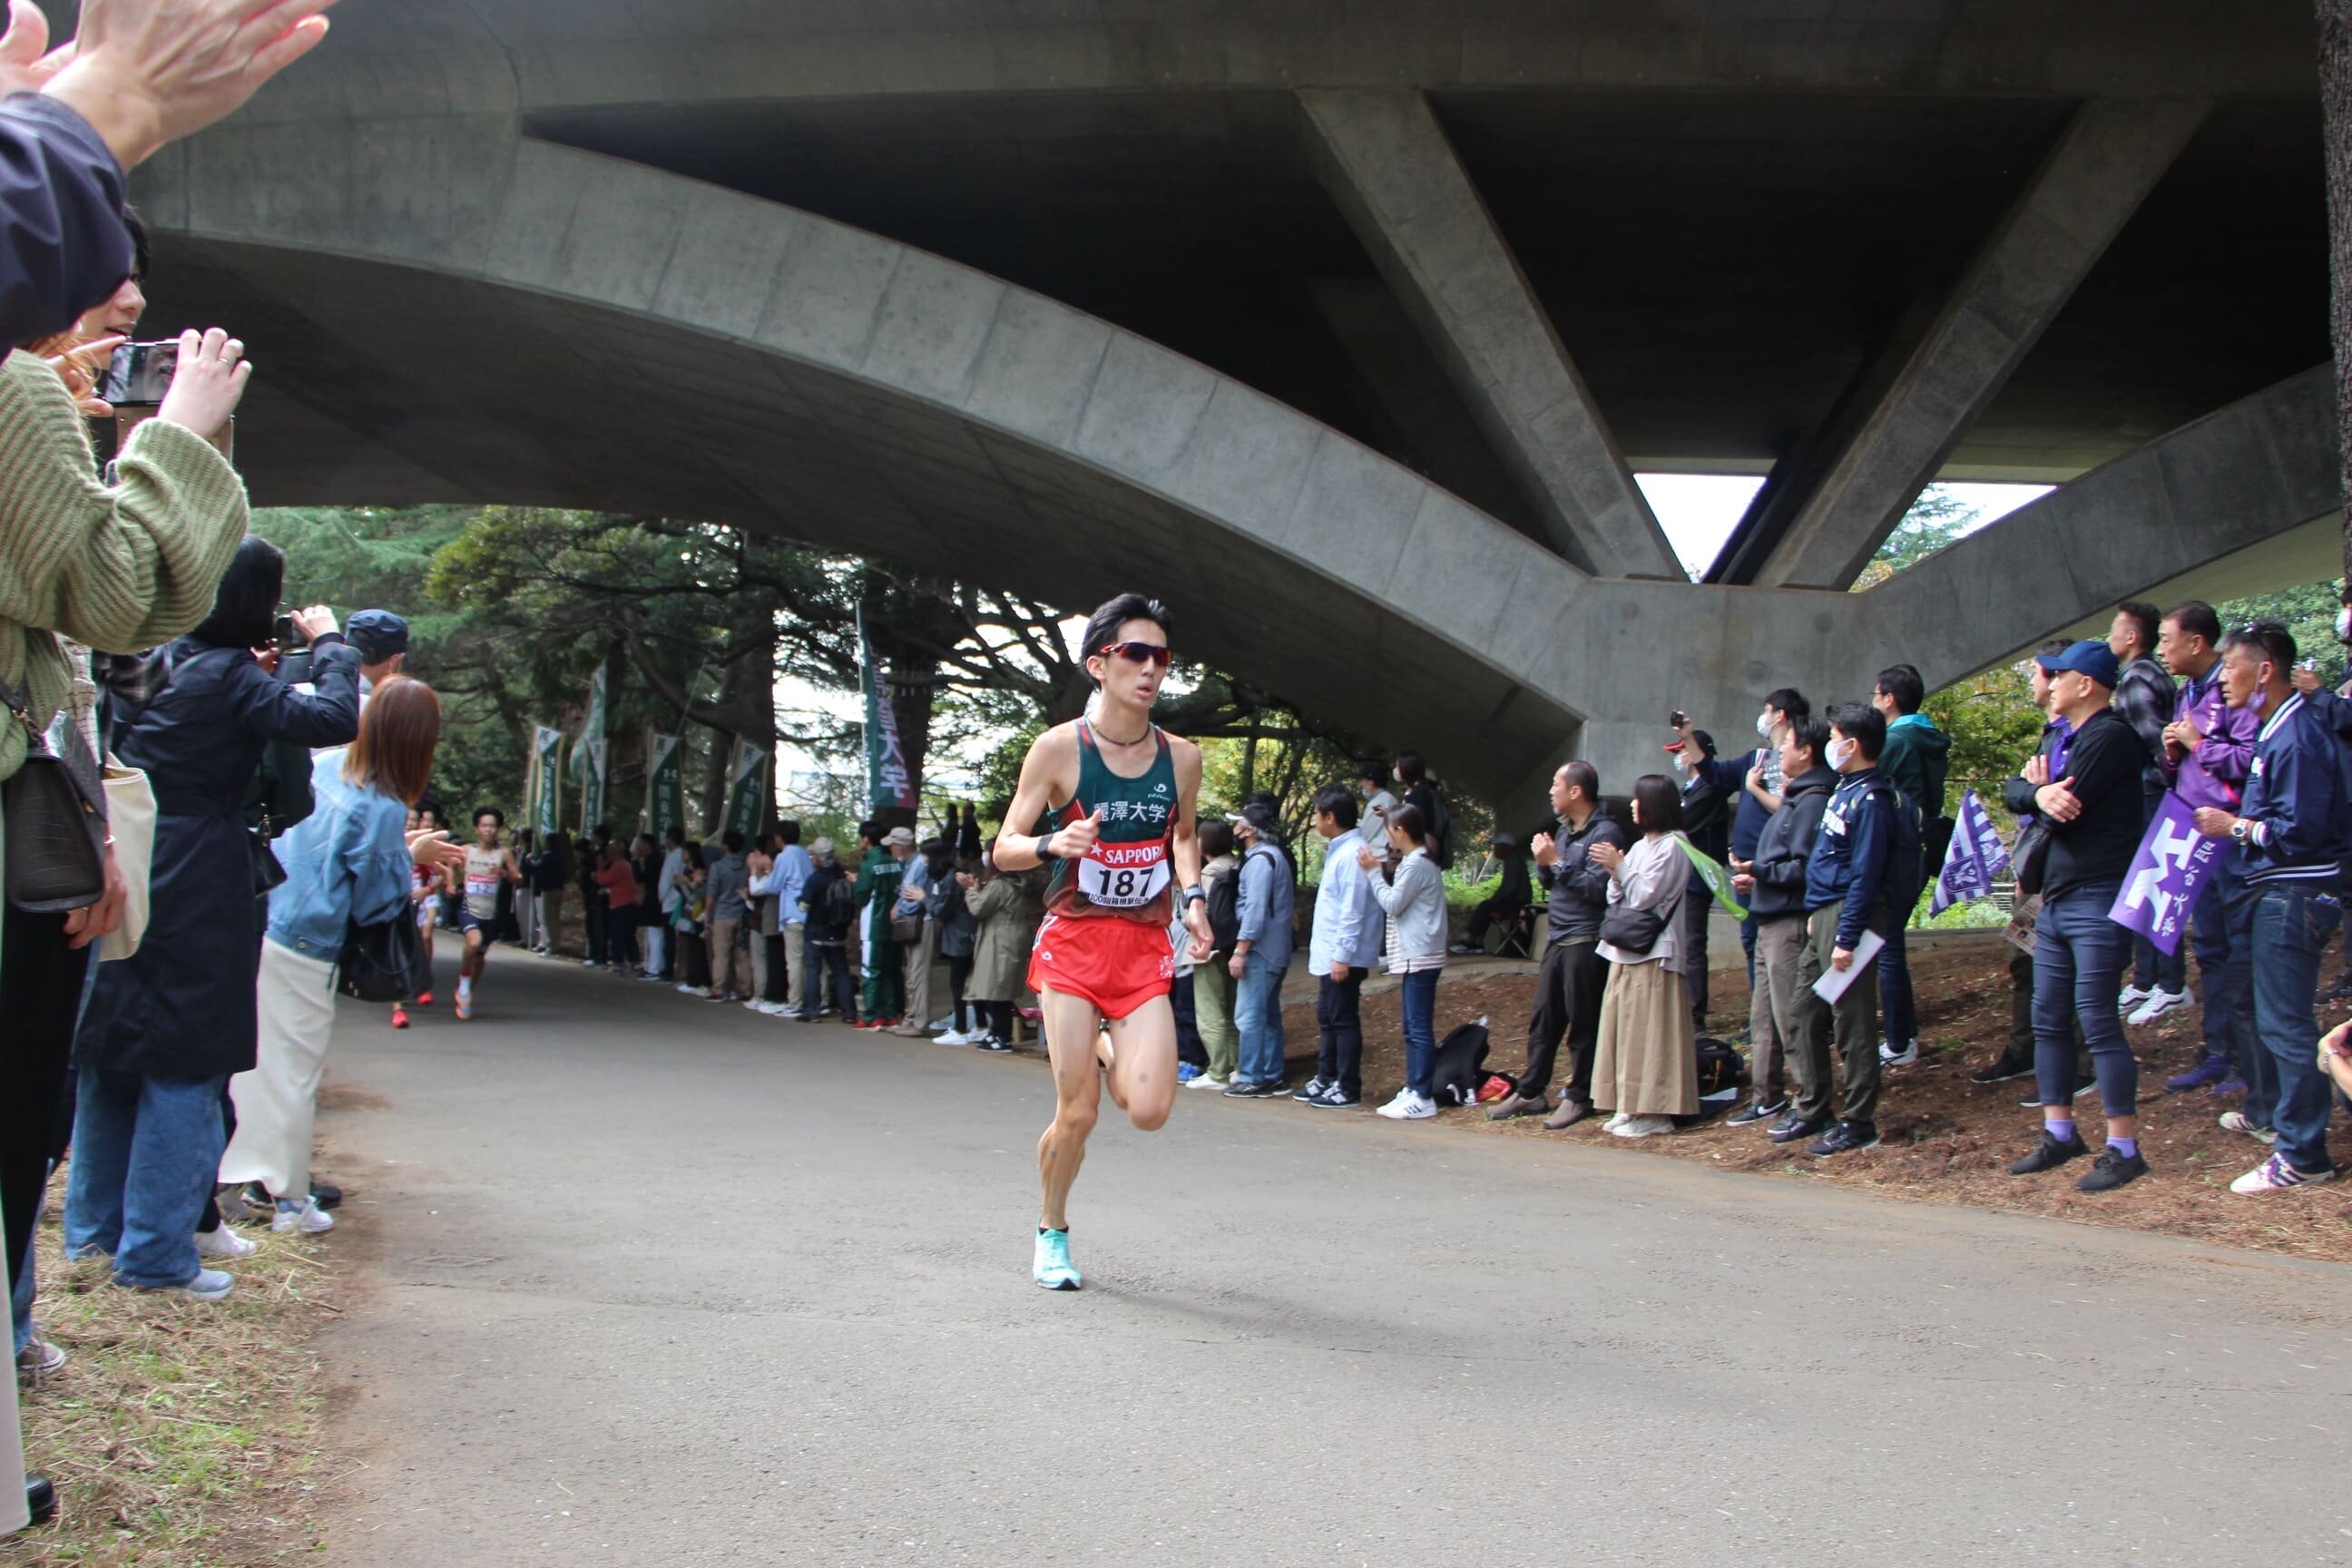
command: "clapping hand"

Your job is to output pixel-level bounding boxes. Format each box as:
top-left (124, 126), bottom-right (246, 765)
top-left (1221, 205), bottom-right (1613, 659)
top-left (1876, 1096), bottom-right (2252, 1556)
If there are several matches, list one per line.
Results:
top-left (1588, 840), bottom-right (1623, 874)
top-left (1529, 831), bottom-right (1558, 867)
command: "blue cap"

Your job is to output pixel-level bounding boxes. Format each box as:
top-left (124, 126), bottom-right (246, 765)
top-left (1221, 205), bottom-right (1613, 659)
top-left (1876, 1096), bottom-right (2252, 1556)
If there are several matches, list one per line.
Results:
top-left (347, 609), bottom-right (410, 661)
top-left (2035, 639), bottom-right (2119, 688)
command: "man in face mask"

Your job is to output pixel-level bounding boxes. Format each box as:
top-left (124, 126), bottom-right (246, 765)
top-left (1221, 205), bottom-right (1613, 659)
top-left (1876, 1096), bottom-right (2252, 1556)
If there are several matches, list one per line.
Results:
top-left (1667, 729), bottom-right (1730, 1028)
top-left (1675, 690), bottom-right (1809, 1002)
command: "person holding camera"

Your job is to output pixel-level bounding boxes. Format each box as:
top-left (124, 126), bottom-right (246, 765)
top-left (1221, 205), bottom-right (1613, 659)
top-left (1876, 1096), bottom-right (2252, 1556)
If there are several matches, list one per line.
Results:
top-left (68, 539), bottom-right (362, 1301)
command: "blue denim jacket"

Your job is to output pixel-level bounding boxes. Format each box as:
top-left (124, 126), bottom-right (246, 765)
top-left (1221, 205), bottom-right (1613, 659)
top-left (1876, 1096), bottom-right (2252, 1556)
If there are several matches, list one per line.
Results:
top-left (265, 751), bottom-right (415, 961)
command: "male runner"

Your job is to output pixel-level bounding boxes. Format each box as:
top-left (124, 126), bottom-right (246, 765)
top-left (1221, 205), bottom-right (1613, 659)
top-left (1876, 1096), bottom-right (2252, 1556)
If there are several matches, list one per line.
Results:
top-left (993, 594), bottom-right (1214, 1289)
top-left (456, 808), bottom-right (524, 1021)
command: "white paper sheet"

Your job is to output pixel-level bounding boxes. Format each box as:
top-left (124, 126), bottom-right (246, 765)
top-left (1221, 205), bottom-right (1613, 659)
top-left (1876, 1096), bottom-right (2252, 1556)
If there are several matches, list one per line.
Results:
top-left (1809, 927), bottom-right (1886, 1004)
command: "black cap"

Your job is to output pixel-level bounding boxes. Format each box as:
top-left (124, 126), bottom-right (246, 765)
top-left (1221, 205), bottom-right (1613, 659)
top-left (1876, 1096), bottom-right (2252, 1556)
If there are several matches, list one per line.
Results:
top-left (348, 609), bottom-right (410, 662)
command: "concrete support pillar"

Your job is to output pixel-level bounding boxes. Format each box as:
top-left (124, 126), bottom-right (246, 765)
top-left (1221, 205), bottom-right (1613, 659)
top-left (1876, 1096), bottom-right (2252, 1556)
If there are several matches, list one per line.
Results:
top-left (1299, 88), bottom-right (1684, 581)
top-left (1753, 97), bottom-right (2211, 590)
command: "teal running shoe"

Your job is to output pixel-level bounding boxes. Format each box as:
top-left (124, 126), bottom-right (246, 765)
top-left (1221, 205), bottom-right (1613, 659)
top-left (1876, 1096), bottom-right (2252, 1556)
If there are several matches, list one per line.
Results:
top-left (1033, 1227), bottom-right (1083, 1290)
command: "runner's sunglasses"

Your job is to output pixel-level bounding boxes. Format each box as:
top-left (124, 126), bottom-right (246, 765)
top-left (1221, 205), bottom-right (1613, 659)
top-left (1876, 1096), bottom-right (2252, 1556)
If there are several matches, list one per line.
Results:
top-left (1097, 640), bottom-right (1172, 669)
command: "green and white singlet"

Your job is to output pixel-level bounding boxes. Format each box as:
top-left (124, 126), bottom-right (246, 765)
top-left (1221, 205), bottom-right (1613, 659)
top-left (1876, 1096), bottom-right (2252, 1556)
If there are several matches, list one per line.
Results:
top-left (1043, 720), bottom-right (1179, 926)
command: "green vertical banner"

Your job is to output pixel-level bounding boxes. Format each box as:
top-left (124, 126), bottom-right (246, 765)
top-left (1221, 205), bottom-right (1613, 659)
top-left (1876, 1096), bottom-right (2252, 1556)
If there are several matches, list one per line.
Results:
top-left (858, 608), bottom-right (916, 811)
top-left (726, 740), bottom-right (769, 841)
top-left (531, 726), bottom-right (563, 837)
top-left (644, 729), bottom-right (685, 840)
top-left (573, 666), bottom-right (608, 833)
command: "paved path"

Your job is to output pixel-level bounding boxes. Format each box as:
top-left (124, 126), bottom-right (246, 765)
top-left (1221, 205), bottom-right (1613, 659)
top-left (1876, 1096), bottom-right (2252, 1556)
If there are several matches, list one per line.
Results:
top-left (318, 952), bottom-right (2352, 1568)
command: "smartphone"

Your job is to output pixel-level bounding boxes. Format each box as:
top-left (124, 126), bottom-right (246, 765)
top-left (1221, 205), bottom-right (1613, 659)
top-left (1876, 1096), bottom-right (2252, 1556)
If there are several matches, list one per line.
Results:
top-left (1669, 709), bottom-right (1690, 729)
top-left (97, 340), bottom-right (181, 407)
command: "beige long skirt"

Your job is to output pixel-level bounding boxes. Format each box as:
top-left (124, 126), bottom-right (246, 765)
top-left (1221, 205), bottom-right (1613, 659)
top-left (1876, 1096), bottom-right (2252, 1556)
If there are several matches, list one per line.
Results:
top-left (220, 940), bottom-right (339, 1199)
top-left (1591, 959), bottom-right (1699, 1116)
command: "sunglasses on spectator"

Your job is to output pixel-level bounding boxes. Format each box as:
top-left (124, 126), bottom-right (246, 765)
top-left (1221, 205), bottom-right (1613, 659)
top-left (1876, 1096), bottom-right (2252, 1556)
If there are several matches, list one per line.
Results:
top-left (1098, 641), bottom-right (1172, 669)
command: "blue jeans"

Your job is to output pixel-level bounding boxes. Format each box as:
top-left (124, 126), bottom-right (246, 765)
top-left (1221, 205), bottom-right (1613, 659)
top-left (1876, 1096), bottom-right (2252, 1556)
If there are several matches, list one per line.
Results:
top-left (2032, 880), bottom-right (2136, 1116)
top-left (2192, 855), bottom-right (2249, 1067)
top-left (1232, 952), bottom-right (1288, 1085)
top-left (63, 1068), bottom-right (230, 1289)
top-left (1400, 967), bottom-right (1439, 1096)
top-left (1876, 920), bottom-right (1916, 1047)
top-left (2241, 879), bottom-right (2342, 1174)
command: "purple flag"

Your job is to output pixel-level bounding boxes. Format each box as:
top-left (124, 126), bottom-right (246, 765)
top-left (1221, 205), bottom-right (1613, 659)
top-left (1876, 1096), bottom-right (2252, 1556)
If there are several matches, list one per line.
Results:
top-left (2108, 790), bottom-right (2222, 956)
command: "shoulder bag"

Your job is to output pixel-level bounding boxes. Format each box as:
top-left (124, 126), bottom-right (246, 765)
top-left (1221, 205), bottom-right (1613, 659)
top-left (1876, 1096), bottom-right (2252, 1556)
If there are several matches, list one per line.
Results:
top-left (337, 908), bottom-right (426, 1003)
top-left (1597, 847), bottom-right (1687, 956)
top-left (97, 759), bottom-right (154, 960)
top-left (3, 671), bottom-right (106, 912)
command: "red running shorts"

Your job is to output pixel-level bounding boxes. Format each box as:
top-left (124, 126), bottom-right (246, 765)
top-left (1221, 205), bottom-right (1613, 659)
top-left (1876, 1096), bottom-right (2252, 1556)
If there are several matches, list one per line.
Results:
top-left (1027, 912), bottom-right (1176, 1021)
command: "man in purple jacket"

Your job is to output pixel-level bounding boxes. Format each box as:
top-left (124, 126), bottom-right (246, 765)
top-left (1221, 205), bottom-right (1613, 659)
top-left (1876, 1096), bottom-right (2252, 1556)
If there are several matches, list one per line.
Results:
top-left (2157, 601), bottom-right (2264, 1093)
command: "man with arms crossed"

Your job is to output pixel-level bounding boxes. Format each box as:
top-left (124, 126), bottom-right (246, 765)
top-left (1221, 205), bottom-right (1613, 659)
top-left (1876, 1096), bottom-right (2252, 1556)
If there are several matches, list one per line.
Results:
top-left (991, 595), bottom-right (1214, 1290)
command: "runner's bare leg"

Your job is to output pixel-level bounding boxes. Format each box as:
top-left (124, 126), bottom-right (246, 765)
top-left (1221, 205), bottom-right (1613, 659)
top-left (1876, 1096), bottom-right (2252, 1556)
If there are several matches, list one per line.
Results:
top-left (1039, 987), bottom-right (1103, 1231)
top-left (1103, 997), bottom-right (1179, 1132)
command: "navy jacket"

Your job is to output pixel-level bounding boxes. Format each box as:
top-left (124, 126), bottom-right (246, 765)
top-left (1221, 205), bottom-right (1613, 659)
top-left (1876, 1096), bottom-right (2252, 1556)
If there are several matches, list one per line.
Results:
top-left (1536, 809), bottom-right (1629, 946)
top-left (1803, 768), bottom-right (1897, 949)
top-left (79, 635), bottom-right (361, 1081)
top-left (2235, 692), bottom-right (2351, 887)
top-left (0, 96), bottom-right (133, 344)
top-left (1696, 748), bottom-right (1774, 861)
top-left (1749, 765), bottom-right (1836, 921)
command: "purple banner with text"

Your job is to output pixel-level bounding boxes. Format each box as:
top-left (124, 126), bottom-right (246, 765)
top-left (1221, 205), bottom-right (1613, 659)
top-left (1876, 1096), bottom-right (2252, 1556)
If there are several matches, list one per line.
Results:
top-left (2108, 790), bottom-right (2222, 956)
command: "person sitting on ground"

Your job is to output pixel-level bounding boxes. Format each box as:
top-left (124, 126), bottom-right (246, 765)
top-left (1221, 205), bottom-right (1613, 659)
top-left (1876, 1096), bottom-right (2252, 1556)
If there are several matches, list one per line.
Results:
top-left (1678, 688), bottom-right (1810, 989)
top-left (1869, 664), bottom-right (1949, 1068)
top-left (1297, 782), bottom-right (1384, 1110)
top-left (1455, 831), bottom-right (1534, 955)
top-left (1187, 818), bottom-right (1243, 1088)
top-left (1729, 716), bottom-right (1834, 1130)
top-left (1222, 802), bottom-right (1296, 1096)
top-left (221, 678), bottom-right (463, 1236)
top-left (1589, 774), bottom-right (1697, 1140)
top-left (1486, 762), bottom-right (1628, 1129)
top-left (2192, 622), bottom-right (2349, 1194)
top-left (799, 838), bottom-right (859, 1024)
top-left (1359, 801), bottom-right (1448, 1120)
top-left (2004, 642), bottom-right (2150, 1193)
top-left (1787, 703), bottom-right (1904, 1159)
top-left (2108, 602), bottom-right (2190, 1027)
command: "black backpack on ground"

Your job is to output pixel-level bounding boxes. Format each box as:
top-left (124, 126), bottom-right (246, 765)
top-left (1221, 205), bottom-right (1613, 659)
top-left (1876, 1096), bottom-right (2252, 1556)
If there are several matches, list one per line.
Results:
top-left (1429, 1018), bottom-right (1490, 1105)
top-left (1694, 1037), bottom-right (1746, 1098)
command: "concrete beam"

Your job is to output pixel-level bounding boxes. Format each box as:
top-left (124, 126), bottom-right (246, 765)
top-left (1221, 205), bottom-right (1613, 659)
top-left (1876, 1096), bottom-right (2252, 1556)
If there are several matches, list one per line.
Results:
top-left (1753, 98), bottom-right (2211, 590)
top-left (1298, 88), bottom-right (1683, 580)
top-left (1862, 365), bottom-right (2339, 685)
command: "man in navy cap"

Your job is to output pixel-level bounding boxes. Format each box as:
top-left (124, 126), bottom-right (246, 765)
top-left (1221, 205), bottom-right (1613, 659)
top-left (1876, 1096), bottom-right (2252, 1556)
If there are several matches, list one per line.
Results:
top-left (2003, 640), bottom-right (2151, 1192)
top-left (346, 610), bottom-right (411, 700)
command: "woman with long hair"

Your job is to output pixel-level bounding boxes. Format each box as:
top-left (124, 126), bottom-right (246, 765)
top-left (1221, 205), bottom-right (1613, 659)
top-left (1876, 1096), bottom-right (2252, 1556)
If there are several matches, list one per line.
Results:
top-left (1590, 774), bottom-right (1699, 1140)
top-left (1358, 802), bottom-right (1449, 1120)
top-left (66, 538), bottom-right (363, 1300)
top-left (220, 678), bottom-right (459, 1231)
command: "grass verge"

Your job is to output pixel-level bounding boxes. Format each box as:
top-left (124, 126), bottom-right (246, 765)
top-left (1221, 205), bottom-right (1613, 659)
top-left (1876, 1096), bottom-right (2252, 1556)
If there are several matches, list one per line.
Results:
top-left (5, 1191), bottom-right (341, 1568)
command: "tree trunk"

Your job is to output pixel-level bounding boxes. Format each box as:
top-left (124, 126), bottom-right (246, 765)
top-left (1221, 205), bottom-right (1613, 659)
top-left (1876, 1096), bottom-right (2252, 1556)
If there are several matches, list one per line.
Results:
top-left (2322, 0), bottom-right (2352, 580)
top-left (697, 722), bottom-right (734, 837)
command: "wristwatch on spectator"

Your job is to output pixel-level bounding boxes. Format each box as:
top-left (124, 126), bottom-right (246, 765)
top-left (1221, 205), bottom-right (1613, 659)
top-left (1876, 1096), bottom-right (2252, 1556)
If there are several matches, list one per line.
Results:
top-left (2230, 817), bottom-right (2254, 846)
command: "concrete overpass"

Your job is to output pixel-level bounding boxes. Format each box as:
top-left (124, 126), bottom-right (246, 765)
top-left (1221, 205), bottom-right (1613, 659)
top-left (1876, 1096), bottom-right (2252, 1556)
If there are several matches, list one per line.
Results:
top-left (104, 0), bottom-right (2341, 804)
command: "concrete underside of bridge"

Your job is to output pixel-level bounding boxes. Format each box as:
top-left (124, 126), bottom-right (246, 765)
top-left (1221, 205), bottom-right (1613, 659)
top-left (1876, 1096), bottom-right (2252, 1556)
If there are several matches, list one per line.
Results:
top-left (97, 0), bottom-right (2345, 806)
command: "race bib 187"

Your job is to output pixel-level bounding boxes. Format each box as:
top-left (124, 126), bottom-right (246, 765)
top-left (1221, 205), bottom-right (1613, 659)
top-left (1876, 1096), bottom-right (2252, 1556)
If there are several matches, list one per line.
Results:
top-left (1077, 840), bottom-right (1171, 908)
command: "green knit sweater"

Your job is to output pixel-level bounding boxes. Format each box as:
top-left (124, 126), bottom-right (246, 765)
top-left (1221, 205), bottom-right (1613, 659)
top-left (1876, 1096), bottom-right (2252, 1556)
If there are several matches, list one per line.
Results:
top-left (0, 348), bottom-right (250, 786)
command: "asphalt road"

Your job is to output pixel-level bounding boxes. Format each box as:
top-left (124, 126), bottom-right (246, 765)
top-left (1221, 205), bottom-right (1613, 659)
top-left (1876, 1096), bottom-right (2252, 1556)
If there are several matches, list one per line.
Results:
top-left (317, 950), bottom-right (2352, 1568)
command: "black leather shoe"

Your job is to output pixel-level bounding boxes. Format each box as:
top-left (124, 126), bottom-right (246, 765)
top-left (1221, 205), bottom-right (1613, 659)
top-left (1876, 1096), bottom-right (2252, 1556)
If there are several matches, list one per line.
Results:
top-left (1970, 1056), bottom-right (2035, 1085)
top-left (1769, 1114), bottom-right (1831, 1145)
top-left (1808, 1121), bottom-right (1880, 1157)
top-left (2009, 1129), bottom-right (2090, 1175)
top-left (26, 1474), bottom-right (56, 1526)
top-left (309, 1181), bottom-right (342, 1211)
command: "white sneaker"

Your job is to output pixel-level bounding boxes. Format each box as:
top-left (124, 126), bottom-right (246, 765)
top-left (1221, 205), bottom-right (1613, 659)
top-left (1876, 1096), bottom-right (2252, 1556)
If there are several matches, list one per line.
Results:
top-left (140, 1268), bottom-right (232, 1302)
top-left (1613, 1113), bottom-right (1676, 1139)
top-left (195, 1224), bottom-right (258, 1259)
top-left (2230, 1153), bottom-right (2335, 1193)
top-left (1185, 1073), bottom-right (1228, 1090)
top-left (2127, 987), bottom-right (2192, 1027)
top-left (1602, 1110), bottom-right (1632, 1132)
top-left (1399, 1093), bottom-right (1438, 1121)
top-left (1375, 1089), bottom-right (1416, 1120)
top-left (742, 998), bottom-right (766, 1012)
top-left (2115, 985), bottom-right (2153, 1013)
top-left (1879, 1039), bottom-right (1919, 1068)
top-left (934, 1027), bottom-right (975, 1045)
top-left (271, 1197), bottom-right (334, 1235)
top-left (675, 983), bottom-right (699, 995)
